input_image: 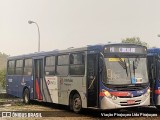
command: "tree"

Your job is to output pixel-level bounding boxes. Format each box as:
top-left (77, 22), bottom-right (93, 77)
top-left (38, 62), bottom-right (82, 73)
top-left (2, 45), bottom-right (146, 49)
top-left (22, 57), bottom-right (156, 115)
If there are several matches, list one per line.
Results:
top-left (122, 37), bottom-right (149, 48)
top-left (0, 52), bottom-right (8, 90)
top-left (0, 69), bottom-right (6, 89)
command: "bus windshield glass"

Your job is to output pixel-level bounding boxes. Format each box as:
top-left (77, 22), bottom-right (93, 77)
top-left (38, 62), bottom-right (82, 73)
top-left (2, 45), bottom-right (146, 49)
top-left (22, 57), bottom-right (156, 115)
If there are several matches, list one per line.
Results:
top-left (103, 56), bottom-right (148, 85)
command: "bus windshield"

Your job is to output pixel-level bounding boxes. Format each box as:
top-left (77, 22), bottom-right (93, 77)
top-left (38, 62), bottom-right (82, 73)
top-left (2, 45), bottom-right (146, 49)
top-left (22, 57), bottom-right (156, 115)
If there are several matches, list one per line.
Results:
top-left (103, 57), bottom-right (148, 85)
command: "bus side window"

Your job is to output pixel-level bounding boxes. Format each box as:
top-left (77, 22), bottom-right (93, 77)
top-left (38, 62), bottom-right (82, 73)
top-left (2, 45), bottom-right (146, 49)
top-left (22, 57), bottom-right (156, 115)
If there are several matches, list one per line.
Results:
top-left (8, 60), bottom-right (15, 75)
top-left (45, 56), bottom-right (55, 76)
top-left (57, 55), bottom-right (69, 76)
top-left (69, 53), bottom-right (85, 76)
top-left (24, 59), bottom-right (32, 75)
top-left (15, 60), bottom-right (23, 75)
top-left (70, 54), bottom-right (74, 64)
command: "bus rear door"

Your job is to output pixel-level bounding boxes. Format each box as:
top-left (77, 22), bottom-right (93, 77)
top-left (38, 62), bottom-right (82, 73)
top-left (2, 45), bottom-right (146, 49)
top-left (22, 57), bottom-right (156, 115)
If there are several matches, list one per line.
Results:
top-left (33, 58), bottom-right (44, 100)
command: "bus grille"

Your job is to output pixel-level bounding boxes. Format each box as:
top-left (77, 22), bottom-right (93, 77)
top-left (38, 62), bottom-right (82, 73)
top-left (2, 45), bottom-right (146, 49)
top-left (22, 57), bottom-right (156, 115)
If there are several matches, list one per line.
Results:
top-left (118, 94), bottom-right (142, 98)
top-left (120, 100), bottom-right (141, 106)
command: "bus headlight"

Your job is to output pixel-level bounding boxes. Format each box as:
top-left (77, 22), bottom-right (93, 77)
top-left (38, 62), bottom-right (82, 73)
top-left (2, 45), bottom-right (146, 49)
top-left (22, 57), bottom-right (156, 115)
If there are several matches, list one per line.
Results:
top-left (145, 88), bottom-right (150, 97)
top-left (102, 89), bottom-right (117, 100)
top-left (147, 88), bottom-right (150, 94)
top-left (102, 89), bottom-right (112, 98)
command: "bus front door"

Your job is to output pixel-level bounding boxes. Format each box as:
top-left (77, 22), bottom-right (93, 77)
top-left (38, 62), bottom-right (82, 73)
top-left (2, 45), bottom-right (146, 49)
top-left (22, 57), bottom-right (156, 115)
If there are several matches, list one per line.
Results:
top-left (33, 59), bottom-right (43, 100)
top-left (87, 54), bottom-right (98, 107)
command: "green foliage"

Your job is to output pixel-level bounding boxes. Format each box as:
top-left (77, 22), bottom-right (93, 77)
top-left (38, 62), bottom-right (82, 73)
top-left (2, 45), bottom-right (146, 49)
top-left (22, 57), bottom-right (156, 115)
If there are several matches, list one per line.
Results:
top-left (0, 52), bottom-right (8, 70)
top-left (0, 69), bottom-right (6, 89)
top-left (122, 37), bottom-right (149, 48)
top-left (0, 52), bottom-right (8, 89)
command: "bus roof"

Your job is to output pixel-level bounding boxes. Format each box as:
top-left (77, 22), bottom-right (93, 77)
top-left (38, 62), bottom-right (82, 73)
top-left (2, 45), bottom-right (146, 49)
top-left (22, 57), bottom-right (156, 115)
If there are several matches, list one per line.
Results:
top-left (148, 48), bottom-right (160, 54)
top-left (7, 43), bottom-right (145, 60)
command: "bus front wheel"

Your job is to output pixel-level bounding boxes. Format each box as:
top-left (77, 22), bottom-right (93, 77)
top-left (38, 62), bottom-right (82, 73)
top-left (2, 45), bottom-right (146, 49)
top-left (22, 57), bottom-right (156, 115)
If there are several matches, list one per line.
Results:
top-left (23, 88), bottom-right (30, 104)
top-left (72, 93), bottom-right (82, 113)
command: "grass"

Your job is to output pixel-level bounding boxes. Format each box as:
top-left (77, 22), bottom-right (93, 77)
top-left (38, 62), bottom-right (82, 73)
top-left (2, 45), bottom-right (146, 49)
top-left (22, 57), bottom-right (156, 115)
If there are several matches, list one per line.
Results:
top-left (0, 99), bottom-right (6, 102)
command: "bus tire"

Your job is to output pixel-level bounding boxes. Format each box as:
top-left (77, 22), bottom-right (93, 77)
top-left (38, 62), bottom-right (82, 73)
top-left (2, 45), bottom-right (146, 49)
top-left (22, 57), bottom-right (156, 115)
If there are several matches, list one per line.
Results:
top-left (72, 93), bottom-right (82, 113)
top-left (23, 88), bottom-right (30, 104)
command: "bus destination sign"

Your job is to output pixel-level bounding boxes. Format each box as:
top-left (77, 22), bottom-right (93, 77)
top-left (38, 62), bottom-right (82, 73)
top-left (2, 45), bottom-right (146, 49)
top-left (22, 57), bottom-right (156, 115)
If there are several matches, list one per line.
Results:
top-left (110, 47), bottom-right (135, 53)
top-left (104, 46), bottom-right (146, 54)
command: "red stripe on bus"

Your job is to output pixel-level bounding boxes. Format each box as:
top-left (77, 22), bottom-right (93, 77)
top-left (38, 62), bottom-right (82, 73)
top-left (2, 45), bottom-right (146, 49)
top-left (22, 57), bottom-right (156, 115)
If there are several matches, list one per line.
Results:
top-left (99, 92), bottom-right (105, 96)
top-left (35, 78), bottom-right (42, 100)
top-left (99, 91), bottom-right (130, 97)
top-left (110, 92), bottom-right (130, 97)
top-left (155, 90), bottom-right (160, 94)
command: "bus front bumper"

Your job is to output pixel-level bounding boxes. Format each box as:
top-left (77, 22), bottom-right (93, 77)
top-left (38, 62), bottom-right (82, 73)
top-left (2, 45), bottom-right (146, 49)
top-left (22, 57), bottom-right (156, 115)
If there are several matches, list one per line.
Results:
top-left (100, 93), bottom-right (150, 109)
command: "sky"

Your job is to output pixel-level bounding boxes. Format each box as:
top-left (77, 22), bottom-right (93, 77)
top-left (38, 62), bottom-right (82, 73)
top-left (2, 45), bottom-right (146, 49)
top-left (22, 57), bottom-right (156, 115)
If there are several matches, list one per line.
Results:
top-left (0, 0), bottom-right (160, 56)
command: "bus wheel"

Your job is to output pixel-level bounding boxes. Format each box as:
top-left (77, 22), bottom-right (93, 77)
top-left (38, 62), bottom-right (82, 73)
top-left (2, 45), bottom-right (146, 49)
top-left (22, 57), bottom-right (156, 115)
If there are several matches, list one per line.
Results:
top-left (23, 88), bottom-right (30, 104)
top-left (72, 93), bottom-right (82, 113)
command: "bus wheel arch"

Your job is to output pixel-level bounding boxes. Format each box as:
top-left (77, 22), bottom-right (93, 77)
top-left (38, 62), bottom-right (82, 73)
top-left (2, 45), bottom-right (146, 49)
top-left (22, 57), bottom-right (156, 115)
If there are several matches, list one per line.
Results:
top-left (69, 90), bottom-right (82, 113)
top-left (22, 87), bottom-right (30, 104)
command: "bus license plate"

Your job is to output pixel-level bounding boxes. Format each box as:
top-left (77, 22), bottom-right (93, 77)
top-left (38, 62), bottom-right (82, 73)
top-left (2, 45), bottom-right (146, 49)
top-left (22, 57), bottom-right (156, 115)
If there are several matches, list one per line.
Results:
top-left (127, 100), bottom-right (135, 104)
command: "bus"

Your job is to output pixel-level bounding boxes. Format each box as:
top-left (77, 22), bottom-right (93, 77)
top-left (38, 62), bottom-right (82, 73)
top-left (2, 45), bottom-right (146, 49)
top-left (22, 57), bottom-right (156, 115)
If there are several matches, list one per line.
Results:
top-left (147, 48), bottom-right (160, 109)
top-left (6, 43), bottom-right (150, 113)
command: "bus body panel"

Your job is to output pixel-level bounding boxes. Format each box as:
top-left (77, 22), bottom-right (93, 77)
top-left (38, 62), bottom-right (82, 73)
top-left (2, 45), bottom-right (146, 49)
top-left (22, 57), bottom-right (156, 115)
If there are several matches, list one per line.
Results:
top-left (99, 80), bottom-right (150, 109)
top-left (100, 94), bottom-right (150, 109)
top-left (45, 76), bottom-right (87, 107)
top-left (6, 75), bottom-right (33, 99)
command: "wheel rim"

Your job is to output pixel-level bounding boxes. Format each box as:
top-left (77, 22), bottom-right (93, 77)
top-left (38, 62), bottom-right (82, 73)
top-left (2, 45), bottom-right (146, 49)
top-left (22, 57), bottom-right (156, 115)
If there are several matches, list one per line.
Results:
top-left (25, 94), bottom-right (28, 103)
top-left (24, 90), bottom-right (29, 103)
top-left (73, 97), bottom-right (81, 110)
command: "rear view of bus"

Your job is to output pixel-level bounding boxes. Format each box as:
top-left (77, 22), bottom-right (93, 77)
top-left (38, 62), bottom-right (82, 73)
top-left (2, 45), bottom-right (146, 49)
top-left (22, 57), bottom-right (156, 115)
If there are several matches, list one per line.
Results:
top-left (99, 44), bottom-right (150, 109)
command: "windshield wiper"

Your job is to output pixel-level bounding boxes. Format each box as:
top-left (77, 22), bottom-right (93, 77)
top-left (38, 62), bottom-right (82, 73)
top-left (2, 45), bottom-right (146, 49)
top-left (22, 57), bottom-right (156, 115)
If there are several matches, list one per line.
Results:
top-left (115, 55), bottom-right (128, 76)
top-left (132, 57), bottom-right (140, 76)
top-left (133, 61), bottom-right (135, 76)
top-left (115, 55), bottom-right (126, 69)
